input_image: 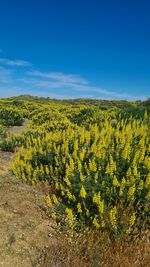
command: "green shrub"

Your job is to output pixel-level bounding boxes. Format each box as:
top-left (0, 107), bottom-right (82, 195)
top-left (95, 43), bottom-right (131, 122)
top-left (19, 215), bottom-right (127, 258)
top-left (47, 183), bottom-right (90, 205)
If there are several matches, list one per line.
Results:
top-left (0, 107), bottom-right (24, 126)
top-left (0, 135), bottom-right (23, 152)
top-left (0, 124), bottom-right (6, 138)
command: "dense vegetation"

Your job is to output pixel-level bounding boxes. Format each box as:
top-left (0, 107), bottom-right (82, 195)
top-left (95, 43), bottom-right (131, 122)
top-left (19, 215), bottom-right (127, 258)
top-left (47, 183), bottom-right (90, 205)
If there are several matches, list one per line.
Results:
top-left (0, 95), bottom-right (149, 241)
top-left (0, 105), bottom-right (24, 126)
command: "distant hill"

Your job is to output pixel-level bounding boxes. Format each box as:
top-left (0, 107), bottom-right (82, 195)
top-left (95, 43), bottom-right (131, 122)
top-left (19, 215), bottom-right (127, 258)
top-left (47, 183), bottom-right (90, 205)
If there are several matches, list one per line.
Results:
top-left (3, 94), bottom-right (149, 109)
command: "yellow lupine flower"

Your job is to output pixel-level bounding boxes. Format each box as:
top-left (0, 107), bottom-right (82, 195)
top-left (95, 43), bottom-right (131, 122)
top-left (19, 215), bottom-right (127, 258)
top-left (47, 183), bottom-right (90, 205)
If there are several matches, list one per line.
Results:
top-left (133, 166), bottom-right (138, 177)
top-left (145, 173), bottom-right (150, 187)
top-left (79, 185), bottom-right (87, 198)
top-left (74, 139), bottom-right (78, 151)
top-left (98, 200), bottom-right (104, 214)
top-left (65, 207), bottom-right (74, 220)
top-left (89, 159), bottom-right (97, 172)
top-left (45, 165), bottom-right (49, 175)
top-left (138, 180), bottom-right (143, 190)
top-left (79, 151), bottom-right (84, 161)
top-left (110, 206), bottom-right (117, 229)
top-left (93, 217), bottom-right (100, 229)
top-left (79, 172), bottom-right (84, 182)
top-left (126, 167), bottom-right (132, 179)
top-left (73, 150), bottom-right (77, 160)
top-left (121, 144), bottom-right (131, 159)
top-left (40, 164), bottom-right (44, 176)
top-left (45, 195), bottom-right (52, 207)
top-left (126, 213), bottom-right (136, 234)
top-left (93, 192), bottom-right (100, 205)
top-left (113, 176), bottom-right (120, 187)
top-left (128, 185), bottom-right (135, 200)
top-left (55, 182), bottom-right (59, 190)
top-left (52, 194), bottom-right (59, 205)
top-left (66, 190), bottom-right (76, 202)
top-left (78, 160), bottom-right (82, 171)
top-left (64, 177), bottom-right (71, 187)
top-left (144, 156), bottom-right (150, 170)
top-left (70, 158), bottom-right (75, 170)
top-left (77, 203), bottom-right (82, 213)
top-left (129, 213), bottom-right (136, 227)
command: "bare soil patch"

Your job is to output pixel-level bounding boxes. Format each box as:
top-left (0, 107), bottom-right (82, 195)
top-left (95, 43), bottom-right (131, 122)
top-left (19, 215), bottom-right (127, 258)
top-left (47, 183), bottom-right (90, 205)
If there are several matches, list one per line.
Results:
top-left (6, 119), bottom-right (30, 135)
top-left (0, 151), bottom-right (55, 267)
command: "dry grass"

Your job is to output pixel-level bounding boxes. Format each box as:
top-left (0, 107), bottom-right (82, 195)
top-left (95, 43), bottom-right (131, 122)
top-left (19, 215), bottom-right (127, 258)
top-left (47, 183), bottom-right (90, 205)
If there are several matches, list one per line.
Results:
top-left (0, 151), bottom-right (13, 176)
top-left (35, 231), bottom-right (150, 267)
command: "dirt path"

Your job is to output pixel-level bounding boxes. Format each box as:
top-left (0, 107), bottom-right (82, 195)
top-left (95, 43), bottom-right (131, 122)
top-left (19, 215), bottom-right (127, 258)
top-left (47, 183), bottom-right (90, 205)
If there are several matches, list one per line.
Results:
top-left (6, 119), bottom-right (30, 135)
top-left (0, 152), bottom-right (55, 267)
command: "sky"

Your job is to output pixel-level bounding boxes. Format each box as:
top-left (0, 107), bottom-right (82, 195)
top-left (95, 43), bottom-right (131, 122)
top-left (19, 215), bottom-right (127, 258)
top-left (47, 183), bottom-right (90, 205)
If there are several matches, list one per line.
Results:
top-left (0, 0), bottom-right (150, 100)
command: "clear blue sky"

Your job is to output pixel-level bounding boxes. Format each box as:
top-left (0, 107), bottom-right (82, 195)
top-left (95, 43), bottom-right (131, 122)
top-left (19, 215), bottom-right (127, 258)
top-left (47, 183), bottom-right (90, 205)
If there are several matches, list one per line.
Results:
top-left (0, 0), bottom-right (150, 100)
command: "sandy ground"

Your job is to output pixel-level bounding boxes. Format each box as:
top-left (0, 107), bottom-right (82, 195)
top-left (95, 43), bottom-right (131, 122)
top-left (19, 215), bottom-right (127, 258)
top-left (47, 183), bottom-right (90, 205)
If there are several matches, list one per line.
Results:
top-left (6, 119), bottom-right (30, 136)
top-left (0, 151), bottom-right (56, 267)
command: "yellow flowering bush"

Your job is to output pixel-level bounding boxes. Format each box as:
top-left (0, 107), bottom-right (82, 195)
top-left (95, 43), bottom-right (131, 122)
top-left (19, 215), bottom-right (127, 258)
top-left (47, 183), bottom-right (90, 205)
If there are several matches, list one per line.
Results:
top-left (0, 106), bottom-right (24, 126)
top-left (10, 104), bottom-right (150, 235)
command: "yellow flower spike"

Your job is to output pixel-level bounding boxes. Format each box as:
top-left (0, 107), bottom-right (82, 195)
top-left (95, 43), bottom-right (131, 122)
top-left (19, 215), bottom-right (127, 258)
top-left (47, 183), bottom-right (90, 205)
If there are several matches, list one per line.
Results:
top-left (74, 139), bottom-right (78, 151)
top-left (126, 213), bottom-right (136, 234)
top-left (144, 156), bottom-right (150, 170)
top-left (89, 159), bottom-right (97, 172)
top-left (45, 165), bottom-right (49, 176)
top-left (129, 213), bottom-right (136, 227)
top-left (70, 158), bottom-right (75, 170)
top-left (79, 185), bottom-right (87, 199)
top-left (93, 217), bottom-right (100, 229)
top-left (79, 151), bottom-right (84, 161)
top-left (52, 194), bottom-right (59, 205)
top-left (98, 200), bottom-right (104, 214)
top-left (77, 203), bottom-right (82, 213)
top-left (79, 172), bottom-right (84, 182)
top-left (109, 206), bottom-right (117, 229)
top-left (45, 195), bottom-right (52, 207)
top-left (55, 182), bottom-right (59, 190)
top-left (128, 185), bottom-right (136, 200)
top-left (145, 173), bottom-right (150, 187)
top-left (78, 160), bottom-right (82, 171)
top-left (113, 176), bottom-right (120, 187)
top-left (138, 180), bottom-right (143, 190)
top-left (65, 207), bottom-right (74, 220)
top-left (93, 192), bottom-right (101, 205)
top-left (66, 190), bottom-right (74, 201)
top-left (64, 177), bottom-right (71, 187)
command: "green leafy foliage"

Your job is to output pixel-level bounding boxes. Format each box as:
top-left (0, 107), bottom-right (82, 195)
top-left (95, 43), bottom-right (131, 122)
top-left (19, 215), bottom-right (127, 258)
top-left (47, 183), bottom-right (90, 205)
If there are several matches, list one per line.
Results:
top-left (0, 106), bottom-right (24, 126)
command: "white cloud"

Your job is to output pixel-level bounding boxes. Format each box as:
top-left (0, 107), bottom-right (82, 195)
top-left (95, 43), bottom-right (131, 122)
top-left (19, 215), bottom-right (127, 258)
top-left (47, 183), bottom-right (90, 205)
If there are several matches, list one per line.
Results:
top-left (0, 61), bottom-right (147, 100)
top-left (72, 84), bottom-right (132, 98)
top-left (0, 58), bottom-right (32, 67)
top-left (27, 70), bottom-right (134, 99)
top-left (28, 70), bottom-right (89, 85)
